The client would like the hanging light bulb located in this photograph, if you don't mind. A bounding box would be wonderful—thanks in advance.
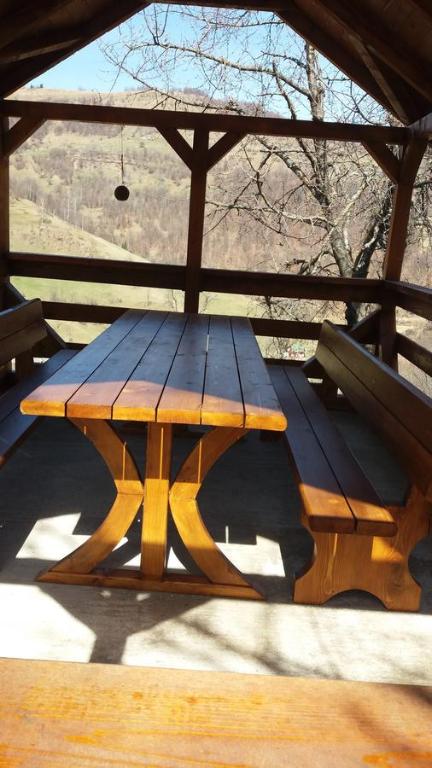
[114,125,130,201]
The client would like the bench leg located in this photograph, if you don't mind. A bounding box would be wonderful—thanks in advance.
[294,487,431,611]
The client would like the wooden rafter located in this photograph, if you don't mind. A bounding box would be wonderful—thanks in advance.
[353,43,413,124]
[0,0,72,52]
[317,0,432,104]
[0,30,81,64]
[0,0,151,97]
[276,4,395,118]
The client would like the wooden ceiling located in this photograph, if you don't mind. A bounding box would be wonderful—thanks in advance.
[0,0,431,125]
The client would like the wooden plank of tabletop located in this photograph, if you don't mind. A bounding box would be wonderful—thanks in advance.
[232,317,287,431]
[157,313,209,424]
[113,312,188,421]
[67,311,167,419]
[21,310,143,417]
[201,315,245,427]
[1,658,431,768]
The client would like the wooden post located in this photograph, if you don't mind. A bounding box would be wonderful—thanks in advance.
[380,138,426,368]
[0,115,9,310]
[383,138,427,282]
[378,305,398,369]
[184,129,209,314]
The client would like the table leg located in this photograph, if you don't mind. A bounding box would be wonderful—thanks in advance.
[141,422,172,579]
[38,421,262,600]
[38,419,144,583]
[169,426,262,598]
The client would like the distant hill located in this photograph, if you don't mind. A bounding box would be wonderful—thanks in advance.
[10,197,147,262]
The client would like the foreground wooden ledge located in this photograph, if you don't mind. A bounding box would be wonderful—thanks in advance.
[0,658,431,767]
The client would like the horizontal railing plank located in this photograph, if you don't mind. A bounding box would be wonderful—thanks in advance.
[9,253,385,303]
[396,332,432,377]
[8,253,185,289]
[42,302,124,324]
[385,280,432,321]
[250,317,377,342]
[0,99,408,144]
[201,268,384,303]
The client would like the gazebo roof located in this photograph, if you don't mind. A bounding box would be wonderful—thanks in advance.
[0,0,431,125]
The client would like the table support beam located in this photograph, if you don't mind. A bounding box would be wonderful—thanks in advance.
[141,422,172,579]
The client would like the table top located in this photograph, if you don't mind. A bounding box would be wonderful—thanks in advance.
[21,309,287,430]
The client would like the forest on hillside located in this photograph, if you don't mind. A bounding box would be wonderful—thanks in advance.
[11,87,431,285]
[8,86,432,368]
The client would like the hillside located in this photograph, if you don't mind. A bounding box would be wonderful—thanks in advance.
[10,197,146,262]
[9,196,253,344]
[6,87,431,366]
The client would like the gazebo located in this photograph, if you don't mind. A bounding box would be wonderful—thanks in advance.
[0,2,431,765]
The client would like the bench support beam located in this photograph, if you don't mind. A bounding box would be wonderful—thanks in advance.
[294,486,430,611]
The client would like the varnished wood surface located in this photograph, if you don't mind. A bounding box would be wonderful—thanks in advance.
[0,658,431,768]
[22,309,287,431]
[317,321,432,499]
[0,98,408,143]
[270,366,396,537]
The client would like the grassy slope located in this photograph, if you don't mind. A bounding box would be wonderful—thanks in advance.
[10,197,253,344]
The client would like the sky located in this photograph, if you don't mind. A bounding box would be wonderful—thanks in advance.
[27,29,130,92]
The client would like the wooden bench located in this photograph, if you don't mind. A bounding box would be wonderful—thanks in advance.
[270,320,432,611]
[0,299,76,466]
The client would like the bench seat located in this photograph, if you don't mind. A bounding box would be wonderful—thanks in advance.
[0,349,76,465]
[270,365,396,537]
[0,299,78,466]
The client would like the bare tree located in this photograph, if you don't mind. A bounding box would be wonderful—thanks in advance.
[103,7,430,344]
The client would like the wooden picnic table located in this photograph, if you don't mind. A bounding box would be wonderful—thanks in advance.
[21,309,287,599]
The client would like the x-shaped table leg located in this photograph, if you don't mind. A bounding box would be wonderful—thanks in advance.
[38,419,262,600]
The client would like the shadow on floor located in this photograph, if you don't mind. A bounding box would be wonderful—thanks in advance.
[0,416,431,670]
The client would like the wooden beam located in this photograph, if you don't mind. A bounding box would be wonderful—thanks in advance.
[410,111,432,139]
[0,1,152,97]
[7,252,385,304]
[0,99,408,144]
[0,117,9,309]
[7,252,186,290]
[378,306,398,369]
[0,29,81,64]
[2,117,45,157]
[396,333,432,378]
[207,132,246,170]
[385,281,432,322]
[184,129,209,313]
[383,138,427,281]
[158,127,193,170]
[275,4,395,117]
[352,41,414,124]
[362,141,401,183]
[201,269,384,303]
[42,302,124,324]
[0,0,72,52]
[318,0,432,104]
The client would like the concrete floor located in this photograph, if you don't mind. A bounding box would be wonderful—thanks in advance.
[0,413,431,685]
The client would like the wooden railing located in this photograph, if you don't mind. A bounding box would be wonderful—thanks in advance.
[0,99,430,377]
[5,249,431,393]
